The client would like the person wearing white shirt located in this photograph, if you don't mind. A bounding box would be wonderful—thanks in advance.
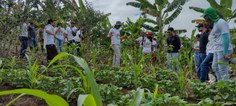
[135,31,145,47]
[193,34,200,73]
[19,21,28,58]
[55,23,66,52]
[45,19,58,61]
[202,7,233,81]
[152,37,157,63]
[108,21,122,67]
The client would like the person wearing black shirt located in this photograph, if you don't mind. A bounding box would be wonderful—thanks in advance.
[166,27,181,72]
[196,23,209,78]
[28,22,38,51]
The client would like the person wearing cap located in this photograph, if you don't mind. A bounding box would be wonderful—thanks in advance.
[166,27,181,72]
[196,23,210,79]
[45,19,58,61]
[142,32,152,54]
[201,7,233,81]
[107,21,122,67]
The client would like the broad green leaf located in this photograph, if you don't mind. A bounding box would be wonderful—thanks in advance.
[153,85,158,99]
[0,89,68,106]
[77,94,96,106]
[129,88,144,106]
[220,0,232,9]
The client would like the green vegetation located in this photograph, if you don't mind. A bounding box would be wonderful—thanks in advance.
[0,0,236,106]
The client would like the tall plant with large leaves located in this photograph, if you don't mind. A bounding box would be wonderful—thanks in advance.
[127,0,189,49]
[189,0,236,22]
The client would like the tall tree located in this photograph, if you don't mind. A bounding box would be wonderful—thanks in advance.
[127,0,189,49]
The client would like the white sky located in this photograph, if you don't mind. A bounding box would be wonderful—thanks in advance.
[85,0,236,37]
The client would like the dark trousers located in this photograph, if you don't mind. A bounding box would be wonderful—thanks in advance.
[199,53,213,82]
[197,53,206,78]
[46,44,58,61]
[19,36,28,58]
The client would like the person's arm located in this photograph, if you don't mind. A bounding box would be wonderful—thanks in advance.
[176,36,181,50]
[222,33,230,55]
[46,29,55,37]
[55,27,61,35]
[107,29,112,37]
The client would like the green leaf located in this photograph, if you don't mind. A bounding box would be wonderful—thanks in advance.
[78,0,86,14]
[189,6,204,13]
[6,94,25,106]
[165,0,189,13]
[77,94,97,106]
[143,18,158,25]
[0,89,68,106]
[126,2,143,9]
[47,52,68,68]
[220,0,232,9]
[72,55,102,106]
[164,6,183,24]
[129,88,144,106]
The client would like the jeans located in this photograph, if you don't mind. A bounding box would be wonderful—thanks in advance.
[167,53,179,72]
[112,44,121,67]
[29,37,38,50]
[56,38,63,52]
[19,36,28,58]
[197,53,206,78]
[212,51,231,81]
[199,53,213,82]
[194,52,199,73]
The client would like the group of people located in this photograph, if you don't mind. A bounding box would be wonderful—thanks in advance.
[107,7,234,83]
[193,7,233,82]
[19,19,84,61]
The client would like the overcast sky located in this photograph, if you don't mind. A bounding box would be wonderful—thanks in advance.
[85,0,236,37]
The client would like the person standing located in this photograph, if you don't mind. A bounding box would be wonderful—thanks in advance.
[136,31,145,48]
[142,32,152,54]
[74,27,84,55]
[66,22,74,44]
[38,24,45,52]
[193,34,200,72]
[202,7,233,81]
[151,36,157,63]
[55,23,66,52]
[166,27,181,72]
[107,21,122,67]
[45,19,58,61]
[196,23,209,78]
[19,21,28,58]
[199,22,214,82]
[28,22,38,51]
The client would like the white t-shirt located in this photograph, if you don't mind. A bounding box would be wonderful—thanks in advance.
[193,41,199,49]
[45,24,55,45]
[109,28,120,45]
[206,34,215,55]
[55,27,65,40]
[66,26,73,41]
[142,39,152,54]
[211,19,233,52]
[136,36,146,47]
[20,23,28,37]
[152,40,157,52]
[74,30,83,42]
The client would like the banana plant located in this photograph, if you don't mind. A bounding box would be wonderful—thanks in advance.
[189,0,236,22]
[127,0,189,50]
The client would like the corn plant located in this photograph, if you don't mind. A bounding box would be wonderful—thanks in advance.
[46,52,102,106]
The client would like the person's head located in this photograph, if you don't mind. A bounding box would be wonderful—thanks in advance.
[71,21,76,27]
[140,31,145,36]
[57,23,62,27]
[146,31,151,37]
[48,19,54,26]
[114,21,122,29]
[167,27,175,36]
[201,7,219,22]
[196,23,204,32]
[203,22,212,32]
[196,34,200,41]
